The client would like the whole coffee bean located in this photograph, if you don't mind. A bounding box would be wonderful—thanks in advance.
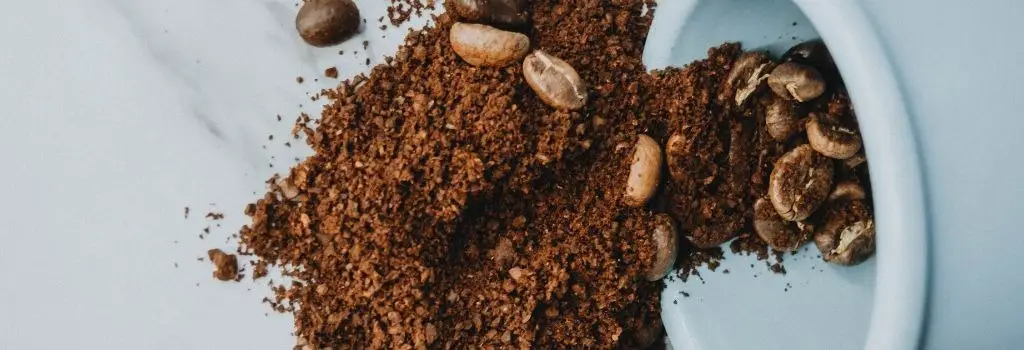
[765,97,801,141]
[827,180,867,203]
[448,0,529,28]
[814,197,875,266]
[720,51,775,107]
[768,62,826,102]
[624,135,662,207]
[753,198,808,252]
[449,23,529,67]
[769,144,834,221]
[665,133,688,181]
[782,39,840,86]
[807,112,862,159]
[644,214,678,281]
[296,0,361,47]
[523,50,587,111]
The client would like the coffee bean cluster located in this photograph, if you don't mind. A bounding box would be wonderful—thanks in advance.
[448,0,588,111]
[744,40,875,266]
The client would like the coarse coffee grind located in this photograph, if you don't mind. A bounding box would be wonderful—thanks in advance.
[232,0,875,348]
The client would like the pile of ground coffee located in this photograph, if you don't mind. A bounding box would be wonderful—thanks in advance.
[234,0,868,348]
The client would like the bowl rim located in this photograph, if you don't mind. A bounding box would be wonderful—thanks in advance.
[794,1,929,348]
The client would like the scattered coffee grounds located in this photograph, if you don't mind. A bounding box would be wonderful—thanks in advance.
[206,212,224,220]
[231,0,875,348]
[387,0,435,26]
[184,206,190,219]
[325,67,339,79]
[208,249,238,282]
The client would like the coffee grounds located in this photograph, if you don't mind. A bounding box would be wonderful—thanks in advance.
[236,1,818,348]
[386,0,435,26]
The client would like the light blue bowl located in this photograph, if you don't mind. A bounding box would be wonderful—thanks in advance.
[645,1,927,348]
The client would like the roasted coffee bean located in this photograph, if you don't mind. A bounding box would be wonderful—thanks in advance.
[665,133,687,181]
[807,112,862,159]
[765,96,801,141]
[768,62,826,102]
[523,50,587,110]
[450,22,529,67]
[753,198,808,252]
[782,39,840,86]
[769,144,834,221]
[827,180,867,203]
[448,0,529,28]
[296,0,361,47]
[624,135,662,207]
[644,214,678,281]
[720,51,774,107]
[815,196,875,266]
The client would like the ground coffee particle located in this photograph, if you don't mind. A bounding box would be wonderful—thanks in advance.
[232,1,843,348]
[325,67,339,79]
[208,249,239,282]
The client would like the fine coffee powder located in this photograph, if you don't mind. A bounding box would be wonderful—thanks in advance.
[234,0,870,348]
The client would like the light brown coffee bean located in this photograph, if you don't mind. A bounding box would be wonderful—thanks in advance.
[644,214,678,281]
[450,23,529,67]
[448,0,529,28]
[827,180,867,203]
[769,144,834,221]
[765,97,801,141]
[720,51,774,107]
[665,133,688,181]
[814,198,875,266]
[624,135,662,207]
[296,0,361,47]
[807,112,863,159]
[753,198,808,252]
[768,62,826,102]
[523,50,587,111]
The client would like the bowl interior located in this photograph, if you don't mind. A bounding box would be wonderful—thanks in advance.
[644,0,885,348]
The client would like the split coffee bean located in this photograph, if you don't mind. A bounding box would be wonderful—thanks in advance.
[624,135,662,207]
[644,213,678,281]
[450,22,529,67]
[523,50,588,111]
[296,0,361,47]
[782,39,840,86]
[720,51,774,107]
[807,112,863,159]
[765,96,801,141]
[768,62,826,102]
[753,198,808,252]
[769,144,834,221]
[815,183,875,266]
[448,0,529,28]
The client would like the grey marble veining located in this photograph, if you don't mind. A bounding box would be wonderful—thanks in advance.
[0,0,433,348]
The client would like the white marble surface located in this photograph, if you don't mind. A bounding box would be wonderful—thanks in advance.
[0,0,429,348]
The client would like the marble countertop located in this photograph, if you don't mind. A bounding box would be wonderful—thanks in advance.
[0,0,430,348]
